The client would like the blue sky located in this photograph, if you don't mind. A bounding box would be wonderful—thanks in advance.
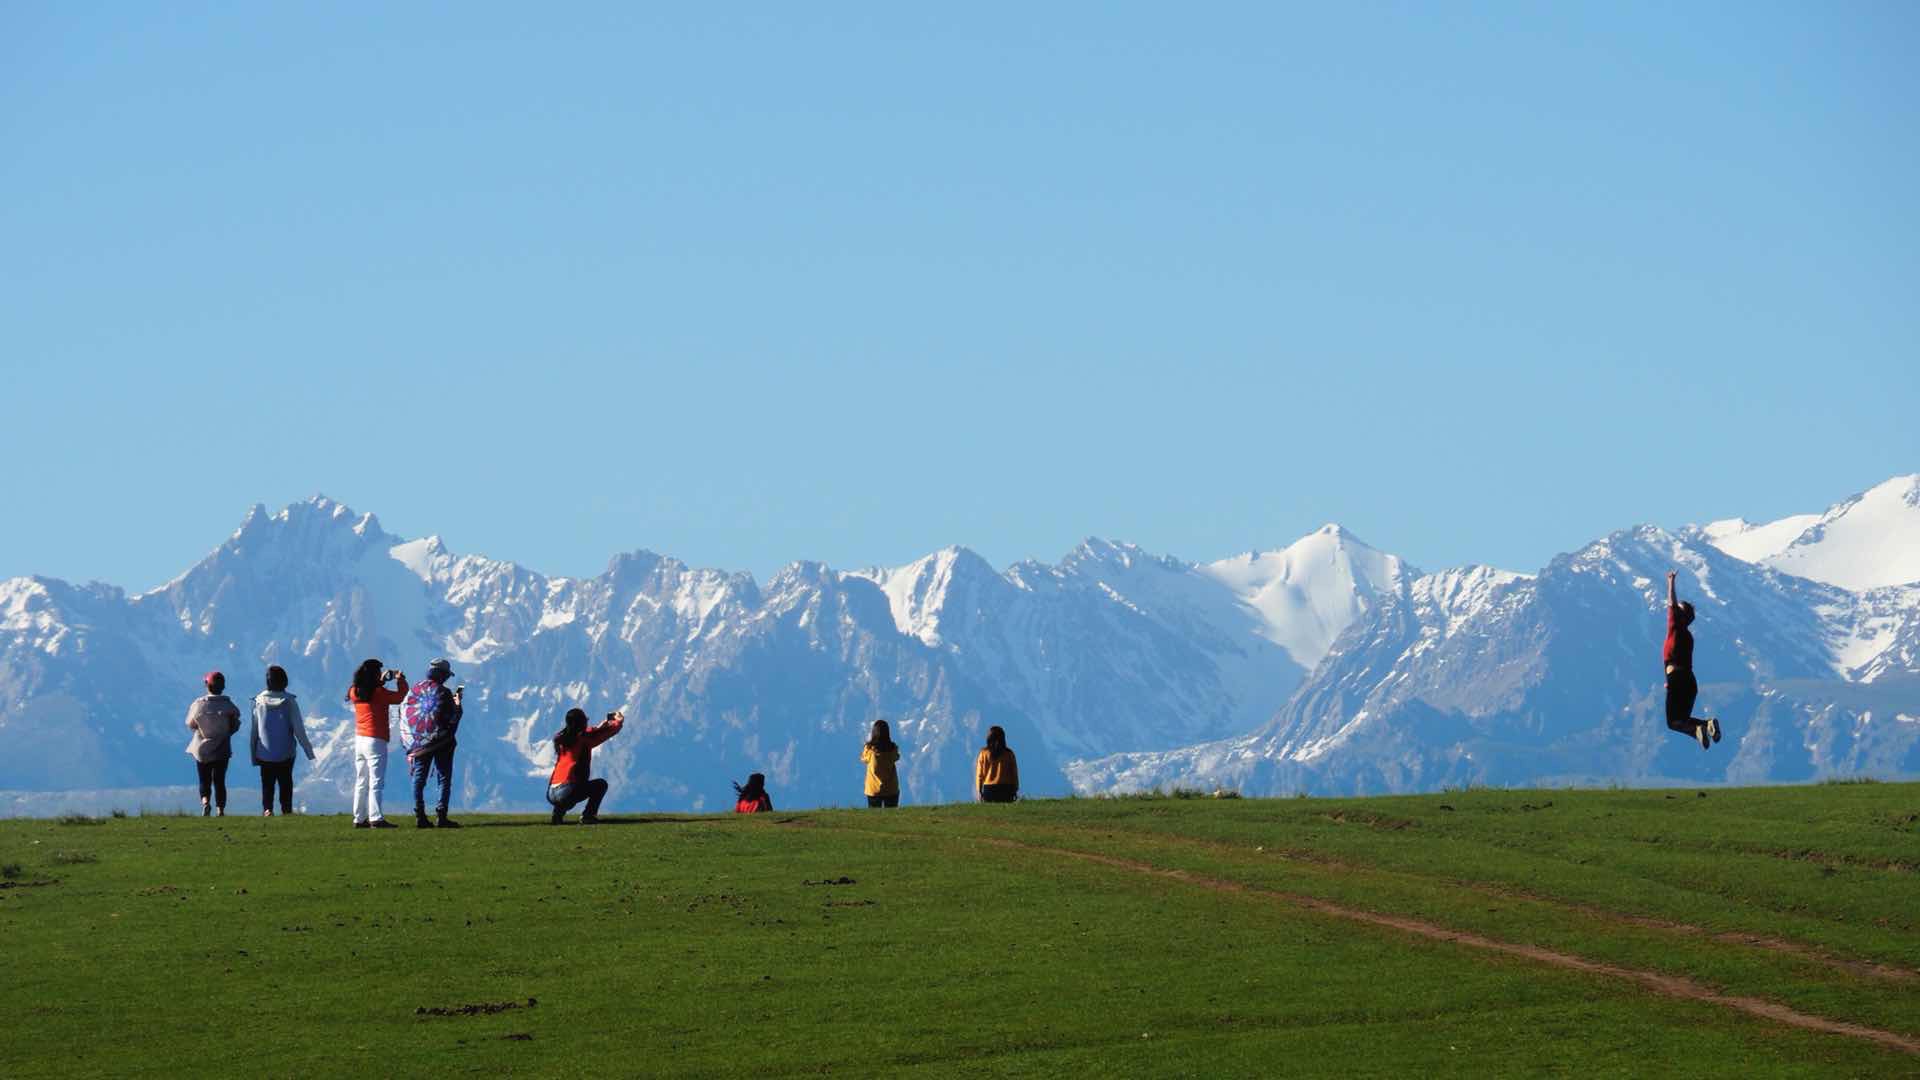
[3,3,1915,589]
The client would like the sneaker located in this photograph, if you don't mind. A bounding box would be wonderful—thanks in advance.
[1696,722,1711,750]
[1707,717,1722,744]
[215,808,225,817]
[262,810,273,818]
[436,815,460,829]
[370,819,398,830]
[550,809,567,826]
[415,813,435,829]
[202,802,211,818]
[353,821,371,829]
[579,815,600,826]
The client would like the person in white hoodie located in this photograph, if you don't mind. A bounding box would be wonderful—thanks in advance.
[251,665,315,817]
[185,671,242,817]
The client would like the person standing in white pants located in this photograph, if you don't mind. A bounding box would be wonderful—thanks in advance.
[346,659,408,829]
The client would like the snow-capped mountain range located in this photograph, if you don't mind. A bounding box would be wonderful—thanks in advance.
[2,476,1916,814]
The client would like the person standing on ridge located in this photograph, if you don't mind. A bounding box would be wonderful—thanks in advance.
[346,659,407,829]
[861,720,902,808]
[185,671,242,817]
[547,708,624,825]
[251,665,315,814]
[405,658,463,828]
[975,725,1020,803]
[1664,570,1721,751]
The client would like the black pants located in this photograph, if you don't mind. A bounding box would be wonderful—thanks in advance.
[195,759,230,808]
[548,778,608,822]
[866,793,899,808]
[980,784,1018,803]
[259,760,295,813]
[1665,670,1702,735]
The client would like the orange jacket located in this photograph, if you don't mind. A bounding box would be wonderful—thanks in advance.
[348,681,408,741]
[976,748,1019,791]
[549,714,624,787]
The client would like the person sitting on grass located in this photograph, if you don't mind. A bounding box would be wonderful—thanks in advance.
[547,708,624,825]
[185,671,242,818]
[733,773,773,813]
[861,719,902,808]
[975,725,1019,803]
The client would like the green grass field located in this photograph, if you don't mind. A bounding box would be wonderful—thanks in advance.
[4,783,1917,1078]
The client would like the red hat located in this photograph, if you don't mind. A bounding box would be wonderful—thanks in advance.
[204,670,224,688]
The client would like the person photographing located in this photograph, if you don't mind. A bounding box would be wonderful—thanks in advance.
[547,708,624,824]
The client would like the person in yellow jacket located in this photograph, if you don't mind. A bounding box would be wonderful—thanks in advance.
[860,720,902,808]
[975,725,1019,803]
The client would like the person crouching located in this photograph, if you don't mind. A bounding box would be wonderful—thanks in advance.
[547,708,624,825]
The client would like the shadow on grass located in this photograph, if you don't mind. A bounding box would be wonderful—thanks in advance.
[462,815,730,829]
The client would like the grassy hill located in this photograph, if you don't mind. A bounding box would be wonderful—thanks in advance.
[3,783,1917,1077]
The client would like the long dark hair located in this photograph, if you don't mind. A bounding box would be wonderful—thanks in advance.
[733,773,766,799]
[349,658,383,702]
[265,665,289,693]
[866,719,897,753]
[553,708,589,753]
[984,725,1008,758]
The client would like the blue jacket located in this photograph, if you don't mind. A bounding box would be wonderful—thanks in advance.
[251,691,315,765]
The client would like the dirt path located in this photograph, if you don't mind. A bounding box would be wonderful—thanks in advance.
[990,819,1919,985]
[972,834,1920,1057]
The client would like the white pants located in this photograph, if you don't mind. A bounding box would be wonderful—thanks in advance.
[353,735,390,823]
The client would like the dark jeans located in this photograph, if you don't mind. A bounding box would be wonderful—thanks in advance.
[548,778,608,822]
[866,793,899,808]
[259,760,295,813]
[980,784,1018,803]
[1665,670,1702,734]
[411,746,455,815]
[195,759,230,808]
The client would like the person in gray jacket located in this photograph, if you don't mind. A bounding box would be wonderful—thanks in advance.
[185,671,243,817]
[251,665,315,817]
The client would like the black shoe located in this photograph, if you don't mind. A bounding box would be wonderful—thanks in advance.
[436,815,460,829]
[370,819,399,830]
[1706,717,1721,744]
[353,821,371,829]
[415,813,435,829]
[1696,722,1711,750]
[202,802,211,817]
[550,809,567,825]
[579,815,600,826]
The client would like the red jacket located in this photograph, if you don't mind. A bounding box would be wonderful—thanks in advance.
[348,681,408,741]
[1663,605,1693,672]
[735,793,772,814]
[548,715,624,787]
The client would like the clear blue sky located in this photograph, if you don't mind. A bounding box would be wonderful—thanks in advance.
[4,3,1915,590]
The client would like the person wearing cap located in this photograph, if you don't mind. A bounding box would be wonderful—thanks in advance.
[406,658,464,828]
[185,671,242,817]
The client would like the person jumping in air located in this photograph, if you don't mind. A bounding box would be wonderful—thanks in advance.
[547,708,624,825]
[1664,570,1720,750]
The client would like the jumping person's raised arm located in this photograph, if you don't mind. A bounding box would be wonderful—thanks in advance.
[1667,570,1678,609]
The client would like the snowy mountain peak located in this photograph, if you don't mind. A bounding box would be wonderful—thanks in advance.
[1199,524,1415,670]
[1699,473,1920,590]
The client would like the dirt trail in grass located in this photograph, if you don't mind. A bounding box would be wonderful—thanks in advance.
[972,834,1920,1057]
[987,819,1919,985]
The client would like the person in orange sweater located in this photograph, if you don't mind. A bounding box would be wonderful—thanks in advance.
[975,725,1019,803]
[547,708,624,825]
[346,659,408,828]
[733,773,773,813]
[860,719,902,808]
